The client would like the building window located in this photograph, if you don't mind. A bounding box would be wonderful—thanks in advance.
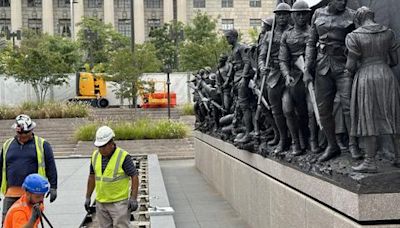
[148,19,160,31]
[58,19,71,37]
[57,0,70,8]
[87,0,102,8]
[0,0,10,7]
[193,0,205,8]
[28,0,42,7]
[221,0,233,8]
[28,19,42,33]
[118,19,131,37]
[145,0,161,8]
[249,0,261,7]
[0,19,10,37]
[117,0,131,8]
[221,19,234,31]
[249,19,261,28]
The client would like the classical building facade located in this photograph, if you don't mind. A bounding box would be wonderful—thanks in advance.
[0,0,274,43]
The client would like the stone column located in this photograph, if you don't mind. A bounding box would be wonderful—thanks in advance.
[104,0,115,26]
[73,0,85,39]
[163,0,174,23]
[177,0,187,23]
[134,0,145,43]
[10,0,22,31]
[42,0,54,35]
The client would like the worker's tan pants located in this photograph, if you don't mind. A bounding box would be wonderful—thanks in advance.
[96,199,131,228]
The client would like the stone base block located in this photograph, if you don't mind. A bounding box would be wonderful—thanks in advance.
[194,132,400,227]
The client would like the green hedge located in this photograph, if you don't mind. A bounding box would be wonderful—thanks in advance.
[0,102,90,119]
[75,119,188,141]
[180,103,195,116]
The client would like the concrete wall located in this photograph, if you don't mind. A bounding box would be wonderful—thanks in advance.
[195,132,400,228]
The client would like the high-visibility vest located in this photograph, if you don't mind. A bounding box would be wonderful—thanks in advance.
[92,147,130,203]
[1,136,46,194]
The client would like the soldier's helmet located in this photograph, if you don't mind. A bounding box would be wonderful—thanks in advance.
[224,29,238,38]
[291,0,311,12]
[261,16,274,26]
[274,2,291,13]
[204,66,212,74]
[219,54,228,62]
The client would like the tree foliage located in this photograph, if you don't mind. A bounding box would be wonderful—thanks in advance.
[149,20,184,70]
[180,12,230,71]
[4,30,81,103]
[107,43,161,105]
[248,27,259,44]
[77,17,129,68]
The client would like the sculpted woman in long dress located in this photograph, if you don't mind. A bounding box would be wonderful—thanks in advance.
[345,6,400,173]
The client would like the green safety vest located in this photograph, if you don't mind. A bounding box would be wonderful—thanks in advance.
[92,147,130,203]
[1,136,46,194]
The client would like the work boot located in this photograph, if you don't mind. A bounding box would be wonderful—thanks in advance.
[352,136,377,173]
[236,133,251,144]
[266,112,279,146]
[233,133,245,143]
[336,134,348,150]
[352,158,377,173]
[310,140,320,154]
[268,130,279,146]
[349,144,363,160]
[291,140,304,156]
[274,138,290,153]
[318,145,341,162]
[308,115,320,153]
[273,114,289,153]
[392,135,400,168]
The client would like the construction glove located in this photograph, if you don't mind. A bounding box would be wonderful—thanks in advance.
[29,203,41,224]
[84,198,91,213]
[46,188,57,203]
[128,198,138,212]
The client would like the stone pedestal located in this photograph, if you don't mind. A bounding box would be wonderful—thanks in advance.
[194,132,400,227]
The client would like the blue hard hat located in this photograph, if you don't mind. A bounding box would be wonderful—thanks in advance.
[22,174,50,194]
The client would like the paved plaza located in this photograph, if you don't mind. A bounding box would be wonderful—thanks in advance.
[0,158,247,228]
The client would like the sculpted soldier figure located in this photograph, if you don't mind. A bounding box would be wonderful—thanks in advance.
[279,0,317,155]
[258,17,274,53]
[304,0,361,162]
[345,7,400,173]
[225,29,254,143]
[191,70,208,129]
[259,3,291,153]
[216,54,234,111]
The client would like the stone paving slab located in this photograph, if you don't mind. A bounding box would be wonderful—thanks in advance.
[160,159,249,228]
[0,158,245,228]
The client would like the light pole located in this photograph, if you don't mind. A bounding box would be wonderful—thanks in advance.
[164,64,172,119]
[6,30,21,49]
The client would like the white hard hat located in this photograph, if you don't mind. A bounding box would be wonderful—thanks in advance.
[94,126,115,147]
[12,114,36,132]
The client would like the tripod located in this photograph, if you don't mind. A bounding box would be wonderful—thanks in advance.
[39,211,54,228]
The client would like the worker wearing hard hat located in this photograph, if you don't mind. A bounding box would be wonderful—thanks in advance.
[84,126,139,228]
[0,114,58,223]
[3,174,49,228]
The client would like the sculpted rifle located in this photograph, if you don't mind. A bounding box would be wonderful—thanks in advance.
[254,17,275,121]
[294,56,322,130]
[188,82,210,112]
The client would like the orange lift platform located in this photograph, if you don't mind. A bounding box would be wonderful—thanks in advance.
[139,80,176,108]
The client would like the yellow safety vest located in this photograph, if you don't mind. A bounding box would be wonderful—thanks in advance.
[1,136,46,194]
[92,147,130,203]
